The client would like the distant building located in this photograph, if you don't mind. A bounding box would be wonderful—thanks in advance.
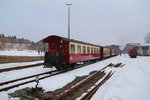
[29,40,48,52]
[0,34,4,38]
[29,40,44,50]
[106,45,120,51]
[0,37,31,50]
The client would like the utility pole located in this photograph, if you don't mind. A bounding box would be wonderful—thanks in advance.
[66,3,72,39]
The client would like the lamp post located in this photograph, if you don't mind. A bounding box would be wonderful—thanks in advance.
[66,3,72,39]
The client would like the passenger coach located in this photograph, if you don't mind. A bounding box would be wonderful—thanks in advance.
[43,35,103,70]
[138,45,150,56]
[43,35,118,70]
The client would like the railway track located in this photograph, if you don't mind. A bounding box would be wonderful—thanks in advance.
[0,59,97,73]
[0,59,123,93]
[0,63,43,73]
[80,71,114,100]
[53,63,123,100]
[0,61,101,92]
[0,70,57,86]
[0,70,61,92]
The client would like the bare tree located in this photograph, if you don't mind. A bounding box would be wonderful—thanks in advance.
[144,33,150,44]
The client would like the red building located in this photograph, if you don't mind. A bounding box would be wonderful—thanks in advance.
[0,36,31,50]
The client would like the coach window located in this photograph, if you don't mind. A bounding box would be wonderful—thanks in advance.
[96,48,98,53]
[70,44,75,54]
[77,45,81,53]
[91,47,93,53]
[87,47,90,53]
[83,46,86,53]
[94,48,96,53]
[142,46,148,50]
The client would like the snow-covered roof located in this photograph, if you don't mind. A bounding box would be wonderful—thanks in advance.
[138,44,150,47]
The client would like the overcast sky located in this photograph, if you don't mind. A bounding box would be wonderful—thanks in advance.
[0,0,150,46]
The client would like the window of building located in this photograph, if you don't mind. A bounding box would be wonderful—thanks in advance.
[87,47,90,53]
[83,46,86,53]
[70,44,75,53]
[77,45,81,53]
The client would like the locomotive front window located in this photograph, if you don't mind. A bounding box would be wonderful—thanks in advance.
[70,44,75,54]
[77,45,81,54]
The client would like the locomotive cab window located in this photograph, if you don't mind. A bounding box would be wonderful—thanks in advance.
[70,44,75,54]
[77,45,81,54]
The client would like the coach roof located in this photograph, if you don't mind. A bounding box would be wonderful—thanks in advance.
[43,35,101,47]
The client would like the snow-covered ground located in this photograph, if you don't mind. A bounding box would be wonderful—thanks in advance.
[91,55,150,100]
[0,50,44,56]
[0,54,150,100]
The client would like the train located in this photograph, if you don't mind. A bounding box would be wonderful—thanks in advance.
[138,45,150,56]
[43,35,119,70]
[128,44,150,58]
[128,47,138,58]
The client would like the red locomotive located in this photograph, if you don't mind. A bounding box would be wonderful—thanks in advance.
[43,35,118,70]
[128,47,138,58]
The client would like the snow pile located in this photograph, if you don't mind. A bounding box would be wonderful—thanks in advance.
[0,50,44,56]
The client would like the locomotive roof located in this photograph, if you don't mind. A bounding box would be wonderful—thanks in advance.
[43,35,102,47]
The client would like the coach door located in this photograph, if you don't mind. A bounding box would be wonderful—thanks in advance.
[100,47,103,58]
